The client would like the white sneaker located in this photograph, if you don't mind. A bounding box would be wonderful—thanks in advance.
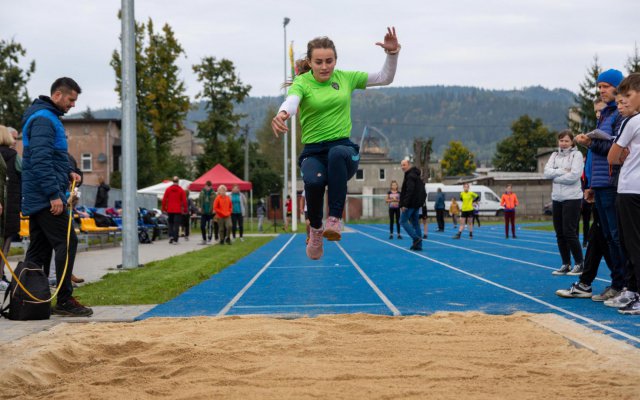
[604,290,638,308]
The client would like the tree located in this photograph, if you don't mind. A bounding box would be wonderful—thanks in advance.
[111,17,191,187]
[570,55,602,134]
[413,138,433,182]
[441,140,476,176]
[192,57,251,176]
[81,106,95,119]
[0,39,36,129]
[492,115,556,172]
[626,42,640,74]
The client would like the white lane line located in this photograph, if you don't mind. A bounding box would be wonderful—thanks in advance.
[351,227,639,344]
[474,233,558,246]
[234,303,384,309]
[365,225,610,284]
[464,238,558,255]
[335,242,401,316]
[270,264,349,269]
[217,234,297,316]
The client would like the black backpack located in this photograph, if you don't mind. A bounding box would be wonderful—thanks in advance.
[138,227,152,244]
[1,261,51,320]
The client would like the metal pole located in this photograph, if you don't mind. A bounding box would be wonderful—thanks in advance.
[120,0,139,268]
[283,17,290,228]
[291,114,297,231]
[243,125,249,182]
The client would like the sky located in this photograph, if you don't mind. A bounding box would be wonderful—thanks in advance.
[2,0,638,111]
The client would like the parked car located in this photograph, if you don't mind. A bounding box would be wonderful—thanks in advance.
[425,183,504,216]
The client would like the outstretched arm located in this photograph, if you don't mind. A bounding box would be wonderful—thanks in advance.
[367,27,400,87]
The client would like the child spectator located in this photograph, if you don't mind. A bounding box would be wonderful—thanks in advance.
[213,185,232,245]
[500,184,519,239]
[449,198,460,228]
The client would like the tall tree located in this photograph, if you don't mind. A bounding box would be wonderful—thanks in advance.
[0,39,36,129]
[626,42,640,74]
[192,57,251,175]
[492,115,556,172]
[441,140,476,176]
[570,55,602,134]
[111,16,191,187]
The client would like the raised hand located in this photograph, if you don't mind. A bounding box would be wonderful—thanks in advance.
[375,27,399,53]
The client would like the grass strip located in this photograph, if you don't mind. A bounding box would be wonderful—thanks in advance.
[74,236,273,306]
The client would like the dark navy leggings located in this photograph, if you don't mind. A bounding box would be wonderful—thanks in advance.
[299,139,360,229]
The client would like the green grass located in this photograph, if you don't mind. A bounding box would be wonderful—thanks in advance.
[74,236,274,306]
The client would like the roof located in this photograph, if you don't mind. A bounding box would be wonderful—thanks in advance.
[189,164,253,192]
[457,171,546,184]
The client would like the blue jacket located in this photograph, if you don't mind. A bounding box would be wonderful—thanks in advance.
[21,96,71,216]
[585,101,622,188]
[434,191,445,210]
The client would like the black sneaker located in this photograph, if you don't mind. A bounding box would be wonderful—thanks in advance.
[225,238,232,245]
[389,234,393,239]
[556,282,592,298]
[552,264,571,275]
[397,234,403,239]
[422,234,427,239]
[453,232,461,239]
[469,232,473,239]
[618,295,640,315]
[512,235,517,239]
[567,263,584,276]
[53,297,93,317]
[410,238,422,250]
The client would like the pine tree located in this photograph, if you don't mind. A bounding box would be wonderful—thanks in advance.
[492,115,556,172]
[192,57,251,176]
[570,55,601,134]
[0,39,36,129]
[111,17,191,187]
[441,141,476,176]
[626,42,640,74]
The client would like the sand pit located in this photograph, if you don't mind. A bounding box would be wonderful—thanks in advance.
[1,313,638,399]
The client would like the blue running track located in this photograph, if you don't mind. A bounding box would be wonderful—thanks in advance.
[138,224,640,347]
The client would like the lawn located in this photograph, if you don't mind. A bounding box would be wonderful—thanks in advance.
[74,236,273,306]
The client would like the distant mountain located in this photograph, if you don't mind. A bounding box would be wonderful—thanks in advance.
[69,85,575,164]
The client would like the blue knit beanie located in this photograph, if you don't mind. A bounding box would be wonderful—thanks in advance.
[597,69,624,88]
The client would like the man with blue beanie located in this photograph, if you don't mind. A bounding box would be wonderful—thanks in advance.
[575,68,626,301]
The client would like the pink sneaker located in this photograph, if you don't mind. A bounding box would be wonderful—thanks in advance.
[306,227,324,260]
[322,216,342,241]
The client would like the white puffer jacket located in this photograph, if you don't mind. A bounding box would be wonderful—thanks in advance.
[544,147,584,202]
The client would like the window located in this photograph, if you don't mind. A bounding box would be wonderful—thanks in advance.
[81,153,92,172]
[485,192,498,202]
[355,169,364,181]
[379,168,386,181]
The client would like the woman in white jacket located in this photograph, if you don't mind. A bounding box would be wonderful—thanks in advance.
[545,130,585,276]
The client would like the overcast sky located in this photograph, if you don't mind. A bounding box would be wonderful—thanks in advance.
[2,0,638,111]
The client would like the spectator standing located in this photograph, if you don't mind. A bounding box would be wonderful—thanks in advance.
[399,159,426,251]
[500,184,519,239]
[386,180,401,239]
[161,176,187,244]
[453,183,478,239]
[256,199,266,233]
[545,131,584,276]
[94,175,110,208]
[434,188,446,232]
[20,77,91,316]
[471,199,481,227]
[181,190,194,241]
[0,126,21,291]
[449,198,460,228]
[214,185,232,244]
[230,185,247,241]
[198,181,215,244]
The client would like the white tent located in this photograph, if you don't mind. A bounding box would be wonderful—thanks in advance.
[137,179,198,200]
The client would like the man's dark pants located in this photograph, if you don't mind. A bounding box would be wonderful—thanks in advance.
[435,208,445,231]
[25,207,78,304]
[167,213,181,242]
[201,214,213,241]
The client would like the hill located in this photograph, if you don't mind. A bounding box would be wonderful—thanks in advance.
[71,85,575,164]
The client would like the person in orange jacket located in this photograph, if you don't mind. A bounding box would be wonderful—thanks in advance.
[213,184,233,245]
[162,176,187,244]
[500,184,519,239]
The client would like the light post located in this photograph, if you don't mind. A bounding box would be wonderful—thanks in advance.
[283,17,290,229]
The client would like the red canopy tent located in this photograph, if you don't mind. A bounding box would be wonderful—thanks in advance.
[188,164,253,192]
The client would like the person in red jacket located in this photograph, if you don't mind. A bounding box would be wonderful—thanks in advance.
[213,184,233,244]
[500,184,519,239]
[162,176,187,244]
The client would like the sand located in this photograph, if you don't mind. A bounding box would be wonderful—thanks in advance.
[1,313,638,400]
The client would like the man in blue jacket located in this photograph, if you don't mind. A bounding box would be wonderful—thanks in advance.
[21,77,92,317]
[575,69,626,301]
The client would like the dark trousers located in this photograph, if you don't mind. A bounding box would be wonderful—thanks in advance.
[200,214,213,241]
[581,201,592,245]
[400,208,422,242]
[167,213,181,242]
[616,194,640,292]
[231,213,244,238]
[552,199,583,265]
[472,213,481,227]
[300,139,359,229]
[181,214,190,238]
[389,208,400,234]
[25,208,78,304]
[594,187,626,290]
[504,210,516,237]
[435,208,445,230]
[579,209,614,287]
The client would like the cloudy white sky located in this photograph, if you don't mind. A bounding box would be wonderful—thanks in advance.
[2,0,637,111]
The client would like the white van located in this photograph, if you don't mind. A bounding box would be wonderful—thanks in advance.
[425,183,504,216]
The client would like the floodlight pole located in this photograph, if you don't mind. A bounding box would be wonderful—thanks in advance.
[283,17,290,229]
